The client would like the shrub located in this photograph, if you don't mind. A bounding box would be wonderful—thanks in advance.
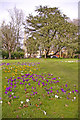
[2,50,9,59]
[2,51,25,59]
[11,52,25,59]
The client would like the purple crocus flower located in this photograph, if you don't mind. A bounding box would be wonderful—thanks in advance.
[52,78,56,80]
[11,80,13,82]
[32,78,35,81]
[10,89,12,92]
[14,96,16,98]
[25,77,27,78]
[36,92,37,94]
[47,91,49,94]
[42,82,45,86]
[14,79,16,81]
[10,82,13,86]
[50,90,53,93]
[26,79,29,81]
[14,82,16,84]
[75,90,78,93]
[67,97,69,99]
[6,87,10,91]
[14,85,16,88]
[32,87,33,89]
[61,88,64,91]
[28,83,30,85]
[25,74,30,76]
[21,75,24,77]
[39,80,41,82]
[35,87,36,89]
[23,80,25,82]
[5,91,8,94]
[46,83,47,86]
[29,75,33,78]
[38,82,40,85]
[51,87,52,89]
[65,84,67,87]
[72,91,74,93]
[9,95,11,97]
[33,92,35,95]
[6,63,9,65]
[57,90,59,93]
[25,89,27,91]
[57,80,59,83]
[20,82,22,85]
[47,80,48,82]
[17,77,21,79]
[46,89,48,91]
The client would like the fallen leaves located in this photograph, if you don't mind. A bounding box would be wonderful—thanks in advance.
[65,104,68,107]
[49,98,54,100]
[23,104,28,108]
[8,101,11,106]
[18,107,22,109]
[35,104,38,107]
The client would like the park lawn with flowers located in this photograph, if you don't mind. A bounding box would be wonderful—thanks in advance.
[1,58,79,118]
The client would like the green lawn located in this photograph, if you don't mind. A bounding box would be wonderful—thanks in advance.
[1,58,79,118]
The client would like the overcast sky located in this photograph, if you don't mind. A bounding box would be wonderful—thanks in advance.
[0,0,79,25]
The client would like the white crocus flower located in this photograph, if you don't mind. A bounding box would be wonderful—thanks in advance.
[43,111,46,115]
[21,101,23,104]
[12,93,14,95]
[26,99,29,102]
[55,95,59,98]
[70,91,71,94]
[0,101,2,104]
[74,97,76,100]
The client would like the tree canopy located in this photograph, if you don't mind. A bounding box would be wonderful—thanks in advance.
[24,5,78,58]
[0,7,24,59]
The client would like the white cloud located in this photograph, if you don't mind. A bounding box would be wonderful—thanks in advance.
[0,0,79,25]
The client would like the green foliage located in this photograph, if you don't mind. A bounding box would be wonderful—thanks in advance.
[2,59,78,118]
[2,50,25,59]
[11,52,25,59]
[16,47,24,52]
[2,50,9,59]
[24,5,78,58]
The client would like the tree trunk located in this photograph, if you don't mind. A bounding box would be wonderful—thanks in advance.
[59,50,61,58]
[53,46,64,56]
[40,50,41,56]
[9,51,11,59]
[66,50,68,58]
[45,50,46,58]
[30,53,31,58]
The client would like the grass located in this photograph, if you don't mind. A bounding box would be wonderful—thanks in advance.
[1,58,79,118]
